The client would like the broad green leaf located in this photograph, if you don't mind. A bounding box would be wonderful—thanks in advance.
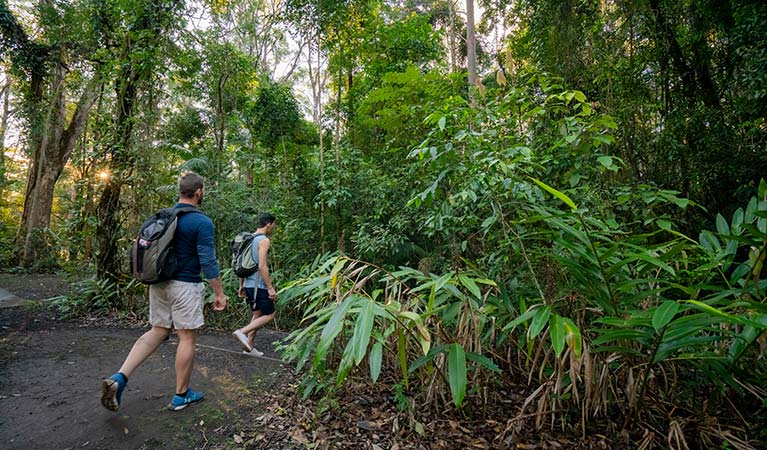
[502,306,539,332]
[528,306,551,340]
[562,317,582,357]
[314,296,355,365]
[458,274,482,300]
[336,339,356,385]
[369,341,383,383]
[399,311,423,324]
[409,344,450,373]
[597,155,613,169]
[550,314,566,357]
[448,344,467,408]
[684,300,741,323]
[474,278,497,286]
[529,177,577,210]
[652,301,680,332]
[481,214,497,229]
[685,300,765,328]
[415,322,432,355]
[657,219,672,231]
[699,231,721,253]
[732,208,744,232]
[352,300,375,365]
[715,214,730,235]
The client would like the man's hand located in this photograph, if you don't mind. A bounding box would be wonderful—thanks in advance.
[208,277,227,311]
[213,293,227,311]
[268,287,277,301]
[237,286,246,299]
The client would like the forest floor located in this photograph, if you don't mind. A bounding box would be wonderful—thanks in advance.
[0,273,615,450]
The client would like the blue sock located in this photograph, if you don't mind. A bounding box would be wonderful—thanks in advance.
[113,372,128,385]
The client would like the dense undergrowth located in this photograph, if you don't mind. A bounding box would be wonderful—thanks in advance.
[277,79,767,449]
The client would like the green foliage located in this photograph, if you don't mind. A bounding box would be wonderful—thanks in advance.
[280,66,767,445]
[49,277,135,318]
[280,255,503,408]
[4,0,767,445]
[245,79,301,149]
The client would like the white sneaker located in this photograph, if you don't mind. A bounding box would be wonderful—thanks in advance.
[243,348,264,357]
[232,330,252,352]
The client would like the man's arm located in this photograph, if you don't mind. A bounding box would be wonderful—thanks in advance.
[258,238,277,300]
[196,218,227,310]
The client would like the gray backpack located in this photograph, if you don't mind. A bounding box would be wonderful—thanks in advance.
[130,206,198,284]
[231,232,262,278]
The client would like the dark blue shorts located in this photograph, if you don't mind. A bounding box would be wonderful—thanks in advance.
[244,288,275,315]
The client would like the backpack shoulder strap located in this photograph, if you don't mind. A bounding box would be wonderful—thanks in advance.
[174,205,199,216]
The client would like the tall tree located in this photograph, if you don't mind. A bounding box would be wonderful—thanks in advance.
[1,1,101,266]
[95,0,184,281]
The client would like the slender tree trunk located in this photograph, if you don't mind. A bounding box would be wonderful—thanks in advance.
[96,55,141,281]
[334,44,344,252]
[215,72,230,180]
[447,0,458,73]
[0,80,10,195]
[466,0,478,98]
[310,38,327,253]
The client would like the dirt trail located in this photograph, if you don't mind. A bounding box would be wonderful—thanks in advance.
[0,304,290,450]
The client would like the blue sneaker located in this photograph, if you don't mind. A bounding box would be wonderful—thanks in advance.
[101,373,127,412]
[168,388,204,411]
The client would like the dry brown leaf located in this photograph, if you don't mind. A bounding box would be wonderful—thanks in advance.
[290,428,309,445]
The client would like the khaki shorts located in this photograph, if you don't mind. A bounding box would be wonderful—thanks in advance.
[149,280,205,330]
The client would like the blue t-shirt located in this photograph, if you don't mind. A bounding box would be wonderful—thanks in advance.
[243,234,267,289]
[173,203,220,282]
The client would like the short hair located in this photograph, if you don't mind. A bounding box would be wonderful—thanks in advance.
[178,172,204,198]
[258,212,276,228]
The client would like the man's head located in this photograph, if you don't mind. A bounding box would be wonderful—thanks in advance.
[178,171,205,206]
[258,212,277,234]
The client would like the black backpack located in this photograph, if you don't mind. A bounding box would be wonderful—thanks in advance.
[130,206,198,284]
[231,232,262,278]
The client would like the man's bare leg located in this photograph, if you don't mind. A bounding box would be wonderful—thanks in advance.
[175,329,197,395]
[119,326,172,377]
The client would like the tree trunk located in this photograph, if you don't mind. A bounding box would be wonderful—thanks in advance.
[466,0,478,98]
[309,37,327,253]
[0,80,9,194]
[447,0,458,73]
[96,55,141,282]
[16,58,100,266]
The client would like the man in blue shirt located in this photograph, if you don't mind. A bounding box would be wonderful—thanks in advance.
[101,172,228,412]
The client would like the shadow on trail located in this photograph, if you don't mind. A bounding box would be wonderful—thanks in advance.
[0,307,290,450]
